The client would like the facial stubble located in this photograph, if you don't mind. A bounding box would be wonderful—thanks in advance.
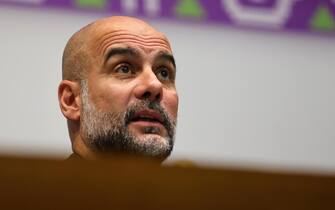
[79,80,176,159]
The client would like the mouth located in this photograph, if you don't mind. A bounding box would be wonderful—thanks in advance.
[129,110,164,126]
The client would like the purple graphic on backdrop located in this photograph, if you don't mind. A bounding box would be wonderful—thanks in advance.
[221,0,299,28]
[0,0,334,34]
[239,0,276,8]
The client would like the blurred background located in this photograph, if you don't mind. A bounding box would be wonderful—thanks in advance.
[0,0,334,173]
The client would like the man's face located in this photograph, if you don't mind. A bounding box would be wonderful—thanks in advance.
[80,22,178,159]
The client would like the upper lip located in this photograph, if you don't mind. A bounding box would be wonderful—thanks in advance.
[131,109,164,124]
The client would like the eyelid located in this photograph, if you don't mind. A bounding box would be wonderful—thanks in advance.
[114,62,135,74]
[156,63,174,71]
[114,62,130,69]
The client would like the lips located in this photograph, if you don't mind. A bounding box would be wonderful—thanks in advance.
[130,110,164,125]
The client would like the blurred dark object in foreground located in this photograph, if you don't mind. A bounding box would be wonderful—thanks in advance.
[0,155,334,210]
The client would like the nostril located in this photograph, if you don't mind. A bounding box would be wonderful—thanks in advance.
[155,93,161,100]
[142,91,151,99]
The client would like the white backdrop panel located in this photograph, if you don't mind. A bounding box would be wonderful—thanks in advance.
[0,5,334,172]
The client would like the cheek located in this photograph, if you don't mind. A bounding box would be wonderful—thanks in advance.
[162,89,179,119]
[90,81,134,112]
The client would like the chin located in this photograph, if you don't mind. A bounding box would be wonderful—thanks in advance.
[126,125,173,159]
[139,134,168,144]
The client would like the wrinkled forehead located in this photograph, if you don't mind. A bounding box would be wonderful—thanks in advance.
[87,22,173,57]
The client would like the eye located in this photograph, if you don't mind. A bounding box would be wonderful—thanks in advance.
[114,63,133,74]
[156,67,170,81]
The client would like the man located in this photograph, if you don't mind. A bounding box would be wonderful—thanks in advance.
[58,16,178,161]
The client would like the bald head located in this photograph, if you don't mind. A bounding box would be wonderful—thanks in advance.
[62,16,171,82]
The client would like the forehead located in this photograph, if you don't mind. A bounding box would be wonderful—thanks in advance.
[89,23,172,57]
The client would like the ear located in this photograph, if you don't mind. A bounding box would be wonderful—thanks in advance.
[58,80,81,121]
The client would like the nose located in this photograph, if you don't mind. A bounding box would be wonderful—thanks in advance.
[133,69,163,102]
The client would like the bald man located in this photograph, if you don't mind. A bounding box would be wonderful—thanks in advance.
[58,16,178,161]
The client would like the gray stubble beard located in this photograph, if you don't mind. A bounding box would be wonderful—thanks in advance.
[79,80,176,160]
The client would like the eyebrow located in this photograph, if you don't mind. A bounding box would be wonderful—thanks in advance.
[104,47,139,64]
[104,47,176,69]
[156,52,176,69]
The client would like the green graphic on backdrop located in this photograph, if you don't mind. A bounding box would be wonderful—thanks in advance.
[75,0,106,9]
[311,4,335,31]
[175,0,205,19]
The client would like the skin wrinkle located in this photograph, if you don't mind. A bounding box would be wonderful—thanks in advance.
[97,30,171,54]
[102,39,170,51]
[98,33,171,50]
[102,41,171,58]
[100,35,170,48]
[97,33,171,56]
[100,39,171,57]
[98,29,166,39]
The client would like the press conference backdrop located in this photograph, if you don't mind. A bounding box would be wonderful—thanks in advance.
[0,1,334,173]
